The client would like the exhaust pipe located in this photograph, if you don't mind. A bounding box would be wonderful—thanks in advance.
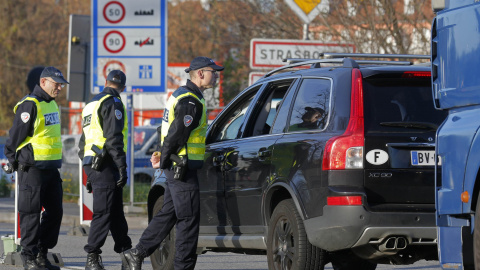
[378,237,408,252]
[379,237,396,252]
[395,237,407,250]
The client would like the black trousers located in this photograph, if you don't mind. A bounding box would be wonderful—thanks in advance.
[137,168,200,270]
[17,167,63,259]
[84,163,132,254]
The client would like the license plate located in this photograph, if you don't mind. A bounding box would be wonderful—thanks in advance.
[411,151,441,166]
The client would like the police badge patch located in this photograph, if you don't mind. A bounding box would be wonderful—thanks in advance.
[184,115,193,127]
[115,109,123,120]
[21,112,30,123]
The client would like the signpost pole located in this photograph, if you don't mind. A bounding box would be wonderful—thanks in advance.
[303,23,309,40]
[126,93,134,206]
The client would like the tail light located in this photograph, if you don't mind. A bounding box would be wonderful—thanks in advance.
[322,69,365,170]
[402,71,431,78]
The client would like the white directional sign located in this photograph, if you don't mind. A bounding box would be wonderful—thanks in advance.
[92,0,167,93]
[250,39,355,69]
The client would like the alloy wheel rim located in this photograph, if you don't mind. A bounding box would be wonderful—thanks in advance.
[272,216,295,270]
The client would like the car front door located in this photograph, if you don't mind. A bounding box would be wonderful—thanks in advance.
[223,79,298,229]
[198,86,260,229]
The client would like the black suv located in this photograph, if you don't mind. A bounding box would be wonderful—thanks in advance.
[146,53,447,270]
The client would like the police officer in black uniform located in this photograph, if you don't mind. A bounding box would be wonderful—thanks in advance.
[3,67,68,270]
[78,70,132,270]
[121,57,224,270]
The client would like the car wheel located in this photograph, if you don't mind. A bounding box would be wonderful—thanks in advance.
[331,250,377,270]
[150,195,176,270]
[267,199,327,270]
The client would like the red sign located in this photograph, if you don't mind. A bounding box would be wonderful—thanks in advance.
[103,30,126,53]
[103,1,126,24]
[103,60,126,79]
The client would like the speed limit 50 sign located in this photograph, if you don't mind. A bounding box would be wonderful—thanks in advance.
[92,0,167,93]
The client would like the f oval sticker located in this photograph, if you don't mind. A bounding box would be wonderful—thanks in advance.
[366,149,389,165]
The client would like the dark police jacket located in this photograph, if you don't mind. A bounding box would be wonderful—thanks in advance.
[4,85,62,169]
[78,87,127,169]
[160,80,204,170]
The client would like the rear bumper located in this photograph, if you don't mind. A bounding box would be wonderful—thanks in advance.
[304,205,436,252]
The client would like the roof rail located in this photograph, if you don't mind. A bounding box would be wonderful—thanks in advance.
[263,58,412,78]
[265,58,344,78]
[323,53,430,59]
[262,53,429,79]
[284,58,412,66]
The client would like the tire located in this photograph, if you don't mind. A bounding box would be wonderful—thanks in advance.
[267,199,327,270]
[330,250,377,270]
[150,195,176,270]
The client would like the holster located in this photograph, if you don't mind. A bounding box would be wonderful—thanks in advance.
[91,144,107,171]
[170,154,187,181]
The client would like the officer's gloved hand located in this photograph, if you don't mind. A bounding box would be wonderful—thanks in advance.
[2,162,18,174]
[86,179,93,193]
[117,166,128,188]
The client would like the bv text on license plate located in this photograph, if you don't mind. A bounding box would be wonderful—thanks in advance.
[411,150,441,166]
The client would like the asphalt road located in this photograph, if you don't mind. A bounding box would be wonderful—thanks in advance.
[0,197,443,270]
[0,222,443,270]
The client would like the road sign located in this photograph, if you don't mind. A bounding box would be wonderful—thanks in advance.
[98,28,161,56]
[102,30,126,54]
[92,0,167,94]
[249,72,266,85]
[284,0,330,24]
[250,38,355,69]
[103,1,125,24]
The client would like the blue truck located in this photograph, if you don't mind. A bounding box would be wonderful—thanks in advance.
[432,1,480,269]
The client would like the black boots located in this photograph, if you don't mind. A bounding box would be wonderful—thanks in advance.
[85,253,105,270]
[36,251,60,270]
[121,248,144,270]
[23,257,46,270]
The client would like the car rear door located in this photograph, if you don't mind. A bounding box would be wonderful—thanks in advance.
[270,77,334,217]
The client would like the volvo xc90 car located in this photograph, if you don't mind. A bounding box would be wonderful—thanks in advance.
[146,53,447,270]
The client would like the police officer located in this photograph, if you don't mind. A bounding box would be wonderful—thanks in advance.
[78,70,132,270]
[3,66,68,270]
[121,57,224,270]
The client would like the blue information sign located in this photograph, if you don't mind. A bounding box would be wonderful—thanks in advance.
[91,0,167,93]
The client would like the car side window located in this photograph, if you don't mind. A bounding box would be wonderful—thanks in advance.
[288,78,331,132]
[210,90,258,143]
[245,80,294,137]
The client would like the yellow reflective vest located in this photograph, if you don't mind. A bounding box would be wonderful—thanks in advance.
[14,96,62,163]
[82,93,127,160]
[162,87,207,168]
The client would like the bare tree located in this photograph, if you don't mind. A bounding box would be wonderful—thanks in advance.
[313,0,433,55]
[0,0,89,133]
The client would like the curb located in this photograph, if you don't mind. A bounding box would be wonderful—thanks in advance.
[0,213,149,229]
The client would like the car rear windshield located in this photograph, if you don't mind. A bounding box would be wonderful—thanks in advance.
[363,77,448,133]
